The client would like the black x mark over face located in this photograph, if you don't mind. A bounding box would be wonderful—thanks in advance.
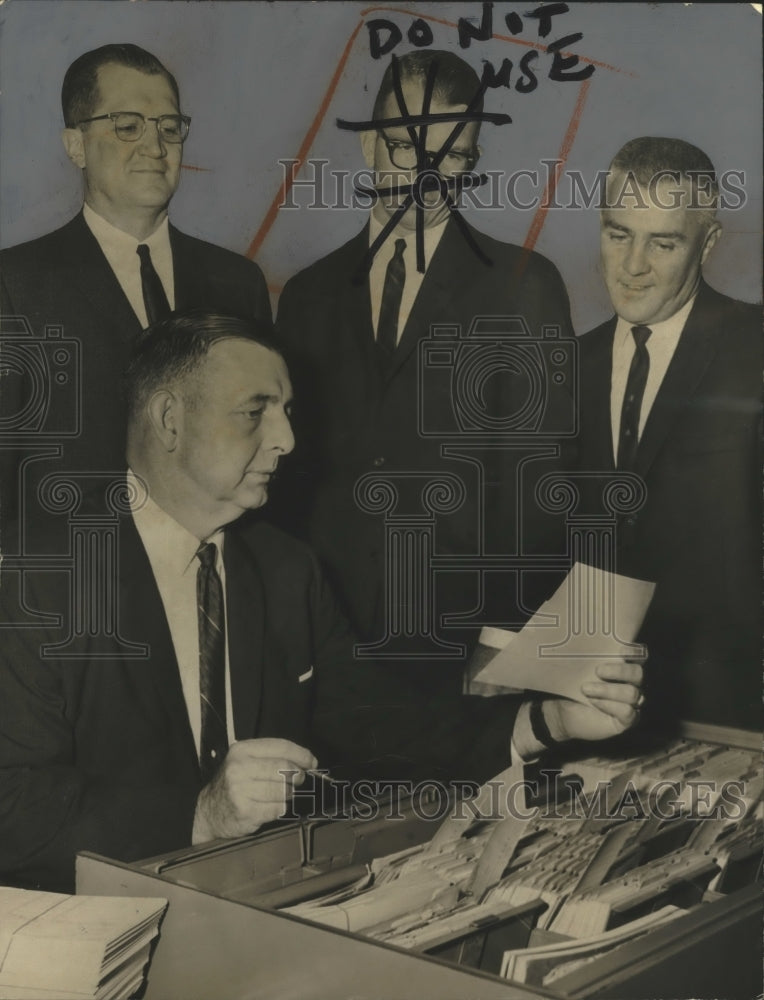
[338,55,512,278]
[363,82,481,233]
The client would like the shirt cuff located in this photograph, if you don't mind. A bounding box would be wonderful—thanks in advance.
[511,700,547,763]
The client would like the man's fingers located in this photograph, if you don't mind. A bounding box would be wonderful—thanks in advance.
[228,738,317,771]
[223,758,313,798]
[594,659,644,685]
[582,679,642,705]
[225,754,312,783]
[582,696,639,726]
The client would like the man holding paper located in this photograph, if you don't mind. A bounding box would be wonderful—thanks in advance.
[0,312,643,892]
[469,138,760,734]
[576,137,761,731]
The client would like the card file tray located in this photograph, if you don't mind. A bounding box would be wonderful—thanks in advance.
[76,723,762,1000]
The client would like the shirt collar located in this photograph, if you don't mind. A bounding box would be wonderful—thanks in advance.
[83,202,170,254]
[614,294,697,347]
[368,212,449,267]
[127,469,224,577]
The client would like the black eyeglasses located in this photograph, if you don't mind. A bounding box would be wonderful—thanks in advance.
[75,111,191,144]
[378,133,476,175]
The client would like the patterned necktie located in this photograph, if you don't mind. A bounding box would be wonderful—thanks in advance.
[136,243,171,326]
[196,542,228,783]
[376,238,407,362]
[617,324,652,469]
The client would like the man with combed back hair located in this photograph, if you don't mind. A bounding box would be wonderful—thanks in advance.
[0,43,270,540]
[576,136,761,731]
[0,311,644,892]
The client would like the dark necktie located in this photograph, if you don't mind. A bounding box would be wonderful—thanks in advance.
[136,243,171,326]
[376,238,407,362]
[196,542,228,783]
[617,324,652,469]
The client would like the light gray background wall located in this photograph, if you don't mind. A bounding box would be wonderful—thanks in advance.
[0,1,761,332]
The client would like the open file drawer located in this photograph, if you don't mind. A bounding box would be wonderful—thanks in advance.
[77,723,762,1000]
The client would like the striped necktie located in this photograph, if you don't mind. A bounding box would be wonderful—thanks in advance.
[196,542,228,782]
[617,324,652,469]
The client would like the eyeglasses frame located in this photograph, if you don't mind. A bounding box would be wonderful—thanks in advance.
[377,131,477,174]
[74,111,192,143]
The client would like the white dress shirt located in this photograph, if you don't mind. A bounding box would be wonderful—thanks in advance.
[83,203,175,328]
[609,296,696,461]
[128,472,235,756]
[368,214,449,344]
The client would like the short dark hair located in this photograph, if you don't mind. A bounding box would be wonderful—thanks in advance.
[124,311,280,420]
[62,43,180,128]
[608,136,719,217]
[372,50,483,122]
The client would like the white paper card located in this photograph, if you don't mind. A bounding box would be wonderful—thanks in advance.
[473,563,655,704]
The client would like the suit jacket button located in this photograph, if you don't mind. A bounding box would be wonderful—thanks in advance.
[372,456,386,467]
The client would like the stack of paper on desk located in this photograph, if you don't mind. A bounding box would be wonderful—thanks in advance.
[472,563,655,702]
[0,889,167,1000]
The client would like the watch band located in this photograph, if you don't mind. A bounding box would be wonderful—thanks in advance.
[529,697,557,748]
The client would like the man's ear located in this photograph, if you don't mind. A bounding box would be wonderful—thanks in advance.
[360,130,377,171]
[700,220,722,266]
[61,128,86,169]
[147,390,181,452]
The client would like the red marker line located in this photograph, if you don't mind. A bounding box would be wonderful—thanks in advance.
[523,75,592,253]
[245,16,367,259]
[246,8,623,262]
[359,5,637,76]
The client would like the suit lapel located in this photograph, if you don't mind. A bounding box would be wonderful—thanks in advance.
[339,224,384,396]
[223,526,266,740]
[169,225,199,309]
[63,213,143,341]
[346,225,379,354]
[581,319,618,469]
[116,511,198,763]
[634,284,721,478]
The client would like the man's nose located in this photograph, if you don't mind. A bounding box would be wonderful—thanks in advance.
[622,241,650,275]
[269,410,295,456]
[137,120,167,158]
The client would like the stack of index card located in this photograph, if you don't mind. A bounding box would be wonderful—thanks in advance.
[0,888,167,1000]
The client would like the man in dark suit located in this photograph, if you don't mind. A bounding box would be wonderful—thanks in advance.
[0,312,643,892]
[0,43,270,547]
[577,137,761,732]
[275,51,575,695]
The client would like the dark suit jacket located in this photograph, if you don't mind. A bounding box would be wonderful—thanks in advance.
[577,282,762,731]
[0,509,519,892]
[0,212,271,543]
[274,219,575,692]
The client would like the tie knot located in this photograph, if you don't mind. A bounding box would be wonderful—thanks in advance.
[393,238,406,259]
[136,243,152,263]
[631,324,652,348]
[197,542,218,571]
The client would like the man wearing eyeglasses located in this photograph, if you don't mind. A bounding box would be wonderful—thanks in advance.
[0,43,270,543]
[275,50,574,697]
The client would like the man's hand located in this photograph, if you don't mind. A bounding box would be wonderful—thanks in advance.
[543,659,644,743]
[192,738,317,844]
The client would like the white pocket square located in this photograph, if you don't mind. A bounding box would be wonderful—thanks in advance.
[298,665,314,683]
